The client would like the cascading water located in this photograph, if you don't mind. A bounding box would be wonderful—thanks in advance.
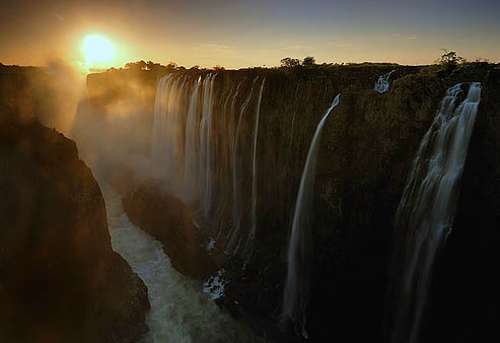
[389,82,482,343]
[152,74,190,195]
[151,74,171,180]
[226,77,260,256]
[152,72,215,206]
[282,93,341,339]
[199,74,216,218]
[184,76,201,204]
[207,80,244,246]
[248,79,266,247]
[210,80,245,242]
[374,70,396,94]
[151,73,267,258]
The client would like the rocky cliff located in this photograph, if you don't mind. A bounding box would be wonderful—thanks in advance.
[0,63,80,134]
[83,63,500,342]
[123,181,217,279]
[0,84,150,341]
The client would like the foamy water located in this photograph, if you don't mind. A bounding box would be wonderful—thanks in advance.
[102,186,262,343]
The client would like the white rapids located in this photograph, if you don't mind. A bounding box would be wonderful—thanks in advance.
[102,185,261,343]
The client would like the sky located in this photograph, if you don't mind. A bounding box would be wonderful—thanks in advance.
[1,0,499,70]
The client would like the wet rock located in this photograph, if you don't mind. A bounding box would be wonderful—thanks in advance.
[123,182,218,279]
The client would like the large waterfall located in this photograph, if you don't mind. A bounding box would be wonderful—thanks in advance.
[282,94,341,339]
[184,76,202,204]
[152,74,189,195]
[389,82,482,343]
[226,77,259,256]
[151,72,266,259]
[199,74,216,218]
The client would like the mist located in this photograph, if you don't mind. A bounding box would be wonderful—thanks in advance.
[70,68,158,192]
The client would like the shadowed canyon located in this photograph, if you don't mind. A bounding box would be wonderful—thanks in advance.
[1,1,500,340]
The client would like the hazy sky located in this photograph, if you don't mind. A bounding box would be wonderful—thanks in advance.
[1,0,499,69]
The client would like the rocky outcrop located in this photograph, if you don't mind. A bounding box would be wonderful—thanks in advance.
[123,182,217,279]
[0,63,80,134]
[0,114,150,342]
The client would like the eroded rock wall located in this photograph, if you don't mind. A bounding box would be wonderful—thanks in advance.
[0,107,150,342]
[86,64,500,342]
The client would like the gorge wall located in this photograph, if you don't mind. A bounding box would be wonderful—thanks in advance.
[82,63,500,342]
[0,70,150,342]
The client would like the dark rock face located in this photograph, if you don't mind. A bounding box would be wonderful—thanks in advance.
[0,117,150,342]
[123,182,218,279]
[0,63,80,134]
[86,64,500,342]
[216,66,500,343]
[218,69,447,342]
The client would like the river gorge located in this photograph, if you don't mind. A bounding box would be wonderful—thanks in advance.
[1,61,499,342]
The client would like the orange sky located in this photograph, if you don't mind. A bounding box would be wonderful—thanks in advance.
[1,0,499,70]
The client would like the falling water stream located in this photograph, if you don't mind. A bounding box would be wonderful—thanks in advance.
[390,82,482,343]
[152,73,265,258]
[101,184,261,343]
[226,77,260,255]
[374,70,396,94]
[184,76,202,205]
[249,79,266,244]
[200,74,216,218]
[282,94,341,339]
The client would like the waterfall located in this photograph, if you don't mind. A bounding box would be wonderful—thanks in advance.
[374,70,396,94]
[152,74,189,194]
[184,76,201,204]
[226,77,260,256]
[151,73,266,257]
[246,78,266,254]
[152,72,216,208]
[210,80,244,244]
[151,74,172,180]
[282,93,341,338]
[390,82,482,343]
[199,74,216,218]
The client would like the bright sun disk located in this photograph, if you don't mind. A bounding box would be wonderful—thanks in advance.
[82,34,115,67]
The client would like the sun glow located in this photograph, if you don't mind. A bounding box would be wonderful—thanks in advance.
[81,34,115,68]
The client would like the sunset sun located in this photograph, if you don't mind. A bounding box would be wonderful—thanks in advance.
[81,34,115,68]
